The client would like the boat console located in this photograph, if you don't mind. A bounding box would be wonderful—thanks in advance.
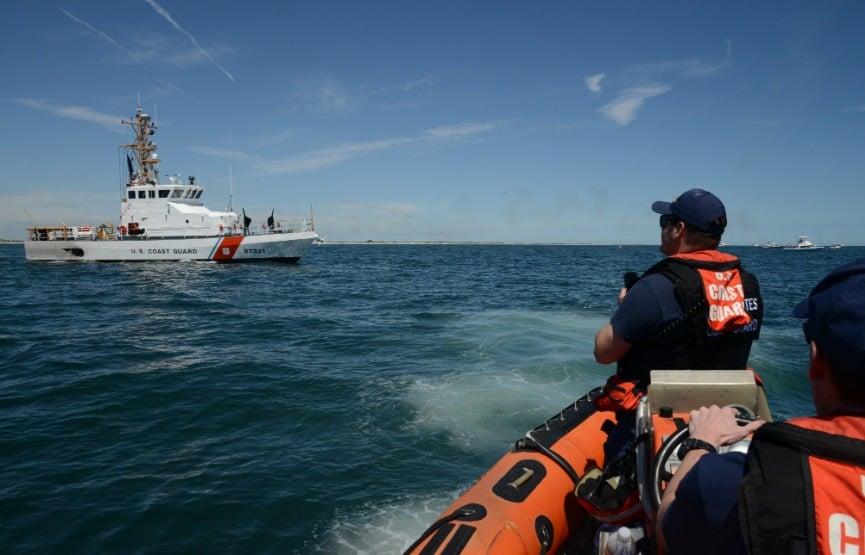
[636,370,772,524]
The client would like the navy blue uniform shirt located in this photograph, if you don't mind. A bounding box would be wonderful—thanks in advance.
[662,452,748,555]
[611,273,682,343]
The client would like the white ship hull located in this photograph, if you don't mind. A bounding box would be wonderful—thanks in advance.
[25,231,316,262]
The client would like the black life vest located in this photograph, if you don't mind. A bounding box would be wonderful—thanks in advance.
[617,251,762,386]
[738,416,865,555]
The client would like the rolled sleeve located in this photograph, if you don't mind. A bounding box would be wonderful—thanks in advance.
[662,452,747,555]
[610,279,664,343]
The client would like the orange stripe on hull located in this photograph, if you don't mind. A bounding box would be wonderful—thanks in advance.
[211,236,244,261]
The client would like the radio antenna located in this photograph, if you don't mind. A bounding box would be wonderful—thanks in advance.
[228,163,234,212]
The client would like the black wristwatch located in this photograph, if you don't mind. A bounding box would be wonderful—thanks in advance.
[677,438,717,459]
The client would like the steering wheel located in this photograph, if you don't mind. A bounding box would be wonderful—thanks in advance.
[649,405,756,511]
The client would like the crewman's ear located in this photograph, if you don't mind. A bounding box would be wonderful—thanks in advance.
[808,341,829,381]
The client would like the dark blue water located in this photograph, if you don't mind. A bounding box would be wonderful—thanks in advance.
[1,244,861,553]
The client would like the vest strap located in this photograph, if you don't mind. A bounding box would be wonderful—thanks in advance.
[755,421,865,465]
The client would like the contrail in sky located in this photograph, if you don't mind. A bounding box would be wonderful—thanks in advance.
[59,8,138,59]
[143,0,235,82]
[58,8,197,102]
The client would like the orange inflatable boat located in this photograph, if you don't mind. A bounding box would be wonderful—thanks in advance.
[405,370,771,555]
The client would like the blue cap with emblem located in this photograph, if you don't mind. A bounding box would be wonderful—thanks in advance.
[793,257,865,375]
[652,188,727,237]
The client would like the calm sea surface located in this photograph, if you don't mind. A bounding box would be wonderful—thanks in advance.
[2,244,862,553]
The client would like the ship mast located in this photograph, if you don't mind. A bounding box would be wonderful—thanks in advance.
[122,99,160,186]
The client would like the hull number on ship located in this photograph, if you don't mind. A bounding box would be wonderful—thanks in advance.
[243,248,266,254]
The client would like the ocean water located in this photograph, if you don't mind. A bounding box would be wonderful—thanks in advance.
[1,243,861,553]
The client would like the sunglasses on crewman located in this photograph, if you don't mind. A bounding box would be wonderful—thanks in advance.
[659,214,681,228]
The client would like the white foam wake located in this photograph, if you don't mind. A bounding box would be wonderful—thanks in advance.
[405,309,610,453]
[310,492,460,554]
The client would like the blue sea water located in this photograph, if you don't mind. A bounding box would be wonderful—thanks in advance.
[1,243,862,553]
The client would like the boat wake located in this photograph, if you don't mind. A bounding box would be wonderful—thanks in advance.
[311,309,611,553]
[402,309,610,453]
[309,491,461,554]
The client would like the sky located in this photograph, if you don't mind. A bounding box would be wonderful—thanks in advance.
[1,0,864,243]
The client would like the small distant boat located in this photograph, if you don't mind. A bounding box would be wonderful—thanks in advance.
[828,244,843,250]
[784,236,823,251]
[757,241,783,249]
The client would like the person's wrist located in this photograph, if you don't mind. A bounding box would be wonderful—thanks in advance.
[688,434,720,451]
[677,438,718,460]
[688,430,723,450]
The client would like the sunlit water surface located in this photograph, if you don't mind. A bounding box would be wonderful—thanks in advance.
[2,244,859,553]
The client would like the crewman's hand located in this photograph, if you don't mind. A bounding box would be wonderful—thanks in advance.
[617,287,628,304]
[688,405,764,450]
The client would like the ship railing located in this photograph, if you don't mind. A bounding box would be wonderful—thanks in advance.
[28,225,119,241]
[246,218,314,235]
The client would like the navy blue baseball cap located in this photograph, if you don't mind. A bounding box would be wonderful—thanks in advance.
[651,189,727,236]
[793,258,865,375]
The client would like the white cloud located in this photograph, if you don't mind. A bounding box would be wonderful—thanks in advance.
[371,75,437,95]
[59,9,193,102]
[189,146,249,161]
[130,35,236,69]
[253,138,407,174]
[424,122,497,139]
[289,77,351,114]
[399,75,437,92]
[598,84,671,126]
[252,120,500,175]
[59,9,136,59]
[189,120,500,175]
[625,59,728,79]
[843,104,865,113]
[143,0,235,82]
[13,98,123,130]
[252,129,297,148]
[584,73,605,94]
[590,52,726,126]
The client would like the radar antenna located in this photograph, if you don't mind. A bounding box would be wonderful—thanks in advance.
[121,99,160,186]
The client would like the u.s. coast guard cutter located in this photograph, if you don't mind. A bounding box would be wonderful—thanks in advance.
[25,103,318,262]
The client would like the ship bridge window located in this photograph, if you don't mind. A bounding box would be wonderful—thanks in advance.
[128,191,135,199]
[195,189,203,199]
[138,191,146,199]
[183,189,191,198]
[158,189,169,198]
[171,189,183,198]
[148,190,155,198]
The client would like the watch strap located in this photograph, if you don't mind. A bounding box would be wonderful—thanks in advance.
[677,438,717,459]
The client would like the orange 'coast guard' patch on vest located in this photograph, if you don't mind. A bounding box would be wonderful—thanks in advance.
[695,268,752,332]
[671,250,753,333]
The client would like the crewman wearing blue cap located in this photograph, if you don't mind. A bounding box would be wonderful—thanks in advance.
[593,189,764,411]
[658,258,865,555]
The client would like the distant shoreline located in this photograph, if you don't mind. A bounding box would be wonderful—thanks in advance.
[320,241,862,247]
[324,240,595,245]
[2,240,858,247]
